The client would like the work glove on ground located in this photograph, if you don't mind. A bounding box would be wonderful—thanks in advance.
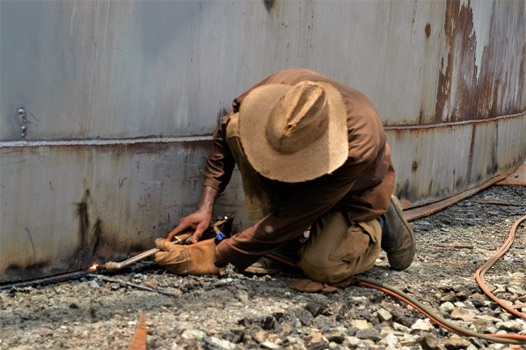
[153,238,220,275]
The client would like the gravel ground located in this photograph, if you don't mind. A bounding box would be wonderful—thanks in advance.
[1,185,525,350]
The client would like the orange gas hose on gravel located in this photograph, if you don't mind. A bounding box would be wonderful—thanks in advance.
[354,277,526,345]
[354,214,526,345]
[270,215,526,345]
[475,214,526,319]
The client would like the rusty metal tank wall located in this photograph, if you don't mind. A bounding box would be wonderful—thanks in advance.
[1,0,525,282]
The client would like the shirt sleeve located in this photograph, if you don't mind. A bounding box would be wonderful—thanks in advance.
[202,114,236,193]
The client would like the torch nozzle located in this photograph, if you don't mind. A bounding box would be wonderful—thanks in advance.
[103,261,124,272]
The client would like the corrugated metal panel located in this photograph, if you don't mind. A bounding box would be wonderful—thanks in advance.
[1,0,525,281]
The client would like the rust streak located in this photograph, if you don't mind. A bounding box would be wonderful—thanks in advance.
[435,1,526,124]
[437,1,476,122]
[425,23,431,38]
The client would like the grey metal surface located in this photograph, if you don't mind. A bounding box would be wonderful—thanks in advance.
[1,0,525,281]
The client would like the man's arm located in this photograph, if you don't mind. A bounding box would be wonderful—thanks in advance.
[167,109,236,242]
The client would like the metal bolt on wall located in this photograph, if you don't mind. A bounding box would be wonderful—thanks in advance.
[17,106,27,138]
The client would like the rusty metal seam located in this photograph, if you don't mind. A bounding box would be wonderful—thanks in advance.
[1,110,524,149]
[0,135,213,149]
[384,110,526,131]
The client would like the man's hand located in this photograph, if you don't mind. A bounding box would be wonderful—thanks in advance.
[167,210,212,243]
[167,186,219,243]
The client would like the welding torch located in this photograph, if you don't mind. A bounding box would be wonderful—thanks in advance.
[101,216,233,272]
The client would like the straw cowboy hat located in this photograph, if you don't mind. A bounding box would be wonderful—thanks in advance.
[239,80,348,183]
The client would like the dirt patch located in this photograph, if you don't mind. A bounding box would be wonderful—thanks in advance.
[1,185,525,350]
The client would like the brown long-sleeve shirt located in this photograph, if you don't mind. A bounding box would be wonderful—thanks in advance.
[204,69,395,270]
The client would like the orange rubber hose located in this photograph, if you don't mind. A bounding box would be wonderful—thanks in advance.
[355,214,526,344]
[267,215,526,344]
[356,278,526,344]
[475,215,526,319]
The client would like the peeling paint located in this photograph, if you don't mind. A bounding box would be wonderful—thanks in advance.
[470,0,492,81]
[436,0,526,122]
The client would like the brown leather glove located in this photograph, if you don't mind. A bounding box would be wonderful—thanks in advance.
[153,238,220,275]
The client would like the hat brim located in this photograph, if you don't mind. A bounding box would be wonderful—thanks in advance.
[239,82,348,183]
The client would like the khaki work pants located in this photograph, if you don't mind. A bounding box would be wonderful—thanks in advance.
[226,113,382,284]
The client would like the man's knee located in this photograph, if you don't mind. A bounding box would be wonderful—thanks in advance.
[298,219,382,284]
